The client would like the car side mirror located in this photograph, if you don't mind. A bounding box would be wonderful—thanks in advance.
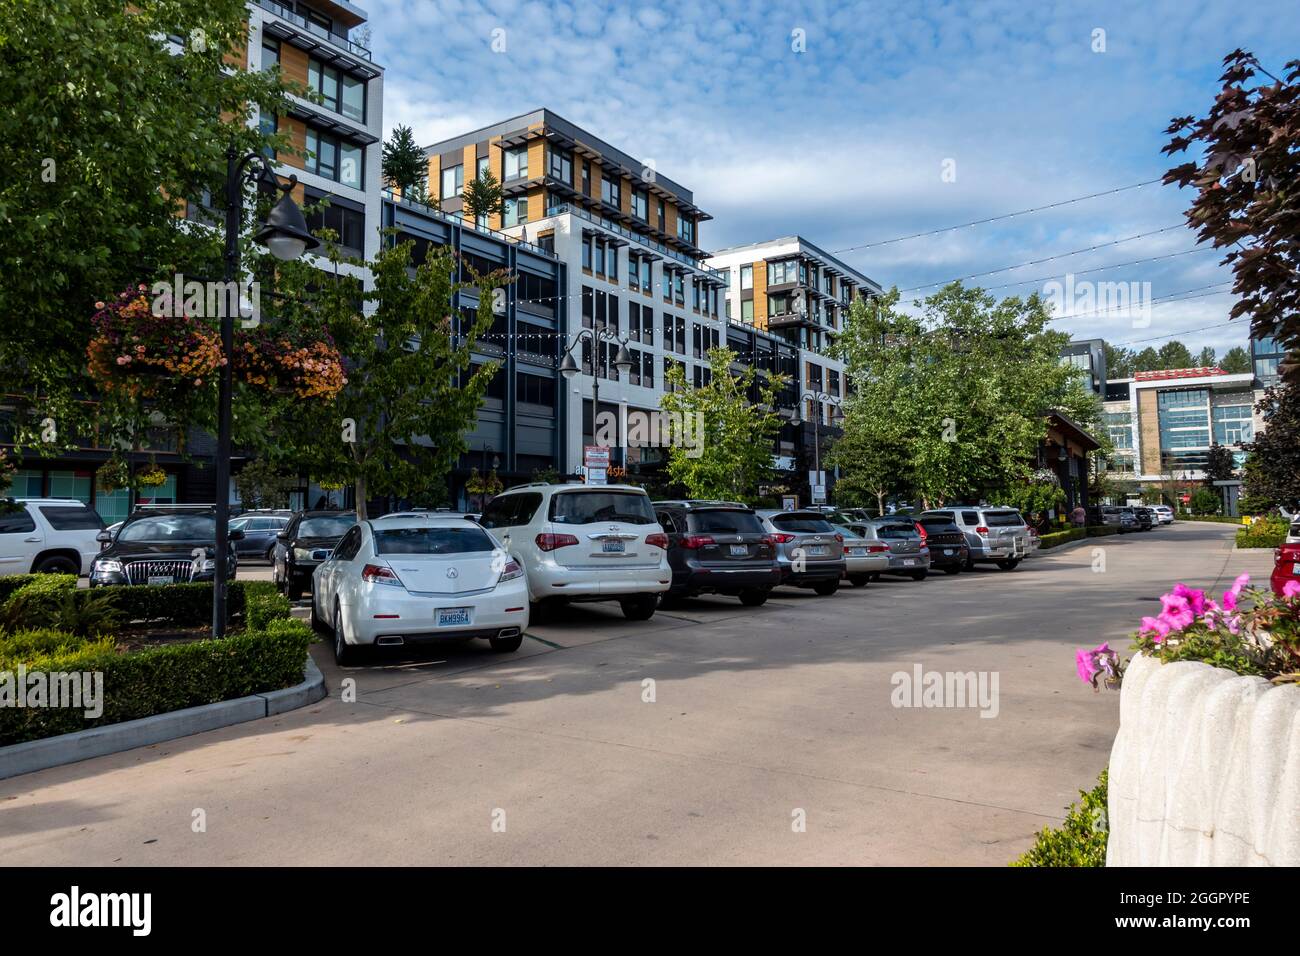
[229,529,245,541]
[276,531,289,541]
[96,530,113,544]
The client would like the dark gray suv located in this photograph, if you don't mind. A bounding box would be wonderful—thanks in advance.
[653,501,781,606]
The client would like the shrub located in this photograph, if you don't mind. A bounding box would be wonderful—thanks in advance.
[1085,525,1119,537]
[1039,528,1086,549]
[0,628,99,667]
[105,580,273,627]
[1189,487,1221,516]
[0,574,50,606]
[1236,515,1288,549]
[245,589,292,630]
[1012,770,1108,867]
[0,619,313,746]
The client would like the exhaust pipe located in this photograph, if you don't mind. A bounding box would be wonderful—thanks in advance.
[496,627,521,639]
[376,636,405,646]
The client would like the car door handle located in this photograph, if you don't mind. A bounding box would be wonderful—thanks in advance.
[24,537,41,543]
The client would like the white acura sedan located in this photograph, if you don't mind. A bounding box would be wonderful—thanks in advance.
[311,514,529,665]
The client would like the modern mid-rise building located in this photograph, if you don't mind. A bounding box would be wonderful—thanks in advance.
[1060,338,1108,397]
[1250,333,1288,386]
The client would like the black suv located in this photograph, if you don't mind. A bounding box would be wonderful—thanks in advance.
[89,507,242,587]
[916,513,970,574]
[273,510,357,600]
[652,501,780,606]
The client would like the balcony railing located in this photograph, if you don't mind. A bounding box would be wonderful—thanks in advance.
[254,0,373,60]
[544,203,725,280]
[382,189,557,259]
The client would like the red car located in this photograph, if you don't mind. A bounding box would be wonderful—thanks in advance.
[1271,543,1300,597]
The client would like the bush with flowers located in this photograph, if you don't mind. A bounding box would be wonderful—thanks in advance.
[86,286,224,400]
[1077,573,1300,690]
[233,325,347,400]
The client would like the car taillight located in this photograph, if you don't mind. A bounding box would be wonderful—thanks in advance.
[679,534,716,549]
[867,544,890,553]
[975,526,989,535]
[498,558,524,582]
[645,533,669,550]
[914,523,927,543]
[770,532,796,544]
[760,536,776,548]
[535,533,579,552]
[361,563,403,587]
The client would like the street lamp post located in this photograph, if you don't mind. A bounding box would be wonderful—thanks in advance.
[558,328,634,475]
[213,147,318,637]
[797,390,844,505]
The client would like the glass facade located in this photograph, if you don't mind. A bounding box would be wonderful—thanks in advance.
[1157,389,1210,449]
[1212,403,1254,445]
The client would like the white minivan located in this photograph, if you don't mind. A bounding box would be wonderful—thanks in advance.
[478,483,671,620]
[0,498,106,576]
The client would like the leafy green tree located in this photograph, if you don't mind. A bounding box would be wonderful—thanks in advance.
[1133,347,1162,372]
[1202,443,1237,486]
[1105,344,1135,378]
[461,169,504,223]
[1190,487,1222,516]
[1196,346,1218,367]
[1157,341,1195,369]
[1242,381,1300,510]
[1220,345,1252,374]
[277,239,505,519]
[382,124,427,200]
[832,284,1103,509]
[658,347,786,503]
[0,0,301,444]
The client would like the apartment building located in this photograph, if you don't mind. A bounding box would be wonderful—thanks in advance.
[424,110,765,480]
[707,238,881,440]
[1101,368,1263,484]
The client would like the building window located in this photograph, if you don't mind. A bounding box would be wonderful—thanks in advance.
[677,215,695,244]
[606,243,618,280]
[504,146,528,181]
[593,237,605,277]
[632,189,648,220]
[581,161,590,195]
[441,164,464,199]
[261,38,280,71]
[1212,404,1254,445]
[741,299,754,322]
[629,254,640,291]
[308,59,342,112]
[642,352,654,387]
[1157,389,1211,450]
[306,128,363,189]
[601,175,621,209]
[546,146,572,184]
[516,372,556,408]
[304,189,366,255]
[674,272,684,307]
[503,196,527,227]
[740,265,753,290]
[768,260,798,285]
[476,155,489,179]
[582,235,592,271]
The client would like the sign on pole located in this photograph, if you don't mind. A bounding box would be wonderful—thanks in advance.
[584,445,610,486]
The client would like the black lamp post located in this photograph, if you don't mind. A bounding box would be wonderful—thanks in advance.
[558,328,634,474]
[798,390,844,504]
[213,147,318,637]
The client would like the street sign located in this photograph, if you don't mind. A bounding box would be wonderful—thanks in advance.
[781,495,799,512]
[586,467,607,486]
[584,446,610,485]
[812,485,826,504]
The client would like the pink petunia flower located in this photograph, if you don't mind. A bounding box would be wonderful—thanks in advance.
[1172,583,1207,616]
[1139,615,1171,644]
[1159,593,1195,632]
[1283,580,1300,598]
[1076,647,1101,683]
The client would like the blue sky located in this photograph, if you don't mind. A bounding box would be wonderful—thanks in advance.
[363,0,1299,358]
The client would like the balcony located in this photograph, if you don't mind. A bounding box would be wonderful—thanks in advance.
[254,0,374,62]
[383,189,558,260]
[545,202,726,282]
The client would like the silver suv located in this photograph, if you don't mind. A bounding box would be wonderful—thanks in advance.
[755,510,846,596]
[920,506,1030,571]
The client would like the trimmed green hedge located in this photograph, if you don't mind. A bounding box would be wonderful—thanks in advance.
[1085,525,1119,538]
[1012,769,1108,867]
[0,618,312,746]
[1181,515,1246,524]
[0,574,71,605]
[1,577,282,631]
[1039,529,1086,549]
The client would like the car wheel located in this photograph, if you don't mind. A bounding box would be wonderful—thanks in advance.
[32,555,78,575]
[847,574,871,588]
[910,570,928,581]
[333,603,357,666]
[997,559,1021,571]
[264,545,276,563]
[812,580,839,596]
[287,578,304,602]
[620,595,658,620]
[738,587,769,606]
[869,572,882,582]
[488,631,524,653]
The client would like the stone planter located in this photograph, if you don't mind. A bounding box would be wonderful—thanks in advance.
[1107,652,1300,866]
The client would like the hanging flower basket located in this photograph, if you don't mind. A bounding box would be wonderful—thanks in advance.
[86,286,224,400]
[0,450,17,491]
[234,326,347,400]
[96,459,131,493]
[136,464,167,488]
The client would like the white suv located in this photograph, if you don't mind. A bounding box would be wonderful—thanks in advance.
[0,498,106,576]
[478,483,670,620]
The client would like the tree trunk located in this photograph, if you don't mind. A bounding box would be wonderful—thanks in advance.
[355,473,368,520]
[876,489,885,517]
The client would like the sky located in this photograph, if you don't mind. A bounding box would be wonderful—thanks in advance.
[360,0,1300,359]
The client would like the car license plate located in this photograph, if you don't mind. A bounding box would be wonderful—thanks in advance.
[147,575,173,586]
[806,545,829,556]
[944,549,954,556]
[903,559,916,567]
[730,544,748,556]
[602,539,625,553]
[436,607,471,627]
[848,547,866,556]
[1293,563,1300,575]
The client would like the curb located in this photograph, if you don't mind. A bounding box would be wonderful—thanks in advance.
[0,654,325,781]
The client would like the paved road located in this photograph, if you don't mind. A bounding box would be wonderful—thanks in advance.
[0,522,1268,865]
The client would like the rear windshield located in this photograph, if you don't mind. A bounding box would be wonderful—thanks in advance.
[875,522,918,539]
[550,491,656,525]
[770,514,836,534]
[982,511,1024,527]
[299,515,357,538]
[374,527,495,555]
[120,515,215,541]
[918,515,956,529]
[39,505,104,531]
[689,510,763,534]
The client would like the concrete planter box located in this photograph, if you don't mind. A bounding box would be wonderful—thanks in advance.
[1107,652,1300,866]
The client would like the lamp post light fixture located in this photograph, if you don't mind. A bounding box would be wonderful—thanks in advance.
[212,146,319,638]
[798,389,844,505]
[559,327,634,474]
